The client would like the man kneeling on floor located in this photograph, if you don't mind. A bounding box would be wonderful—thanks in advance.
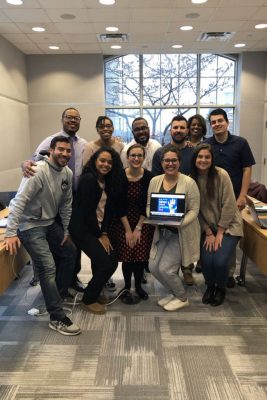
[4,136,81,336]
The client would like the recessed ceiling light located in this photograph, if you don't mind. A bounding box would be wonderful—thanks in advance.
[6,0,23,4]
[172,44,183,49]
[180,25,193,31]
[32,26,45,32]
[106,26,119,32]
[99,0,115,5]
[49,45,60,50]
[60,14,76,20]
[191,0,208,3]
[255,23,267,29]
[111,45,121,49]
[234,43,246,48]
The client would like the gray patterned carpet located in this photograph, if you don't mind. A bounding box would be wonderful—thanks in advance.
[0,251,267,400]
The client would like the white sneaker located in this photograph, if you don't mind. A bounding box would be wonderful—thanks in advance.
[157,294,175,307]
[163,298,189,311]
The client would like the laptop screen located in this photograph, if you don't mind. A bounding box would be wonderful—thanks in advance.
[150,193,186,219]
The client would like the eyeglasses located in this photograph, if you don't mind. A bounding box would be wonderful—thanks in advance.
[64,115,81,121]
[162,158,179,164]
[133,125,148,133]
[129,154,144,159]
[98,124,113,129]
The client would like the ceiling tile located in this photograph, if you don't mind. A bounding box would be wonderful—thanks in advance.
[3,9,51,23]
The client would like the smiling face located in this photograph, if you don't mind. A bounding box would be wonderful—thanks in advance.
[195,148,212,174]
[190,118,204,140]
[62,109,81,136]
[127,146,145,169]
[95,151,113,177]
[170,119,188,144]
[96,118,114,143]
[132,119,150,146]
[50,141,72,168]
[210,114,229,139]
[161,151,180,176]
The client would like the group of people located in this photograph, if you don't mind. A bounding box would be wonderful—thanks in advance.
[4,107,255,336]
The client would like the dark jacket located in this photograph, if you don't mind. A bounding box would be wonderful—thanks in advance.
[69,172,113,240]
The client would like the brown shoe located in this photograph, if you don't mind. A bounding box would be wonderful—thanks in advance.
[183,272,194,286]
[82,302,106,314]
[97,294,109,304]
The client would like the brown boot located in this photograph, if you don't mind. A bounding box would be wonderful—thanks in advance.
[82,302,106,314]
[183,272,194,286]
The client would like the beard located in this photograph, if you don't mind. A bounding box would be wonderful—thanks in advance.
[133,134,149,146]
[171,135,187,145]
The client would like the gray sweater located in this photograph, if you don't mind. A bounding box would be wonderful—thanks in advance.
[6,158,73,237]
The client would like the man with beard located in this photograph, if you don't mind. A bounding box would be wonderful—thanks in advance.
[121,117,161,171]
[152,115,195,286]
[5,136,81,336]
[22,107,87,293]
[152,115,193,176]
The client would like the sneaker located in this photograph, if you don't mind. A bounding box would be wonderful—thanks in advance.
[104,279,116,292]
[183,273,194,286]
[163,298,189,311]
[29,277,39,286]
[227,277,236,288]
[157,294,175,307]
[62,293,82,306]
[49,316,81,336]
[82,302,106,314]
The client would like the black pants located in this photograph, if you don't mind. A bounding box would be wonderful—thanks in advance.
[74,233,118,304]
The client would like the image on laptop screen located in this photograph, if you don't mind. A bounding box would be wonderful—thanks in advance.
[150,193,186,219]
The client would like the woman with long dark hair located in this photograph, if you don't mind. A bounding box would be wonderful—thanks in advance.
[190,143,243,306]
[70,147,125,314]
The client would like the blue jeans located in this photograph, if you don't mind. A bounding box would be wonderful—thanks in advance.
[18,222,76,320]
[200,234,240,288]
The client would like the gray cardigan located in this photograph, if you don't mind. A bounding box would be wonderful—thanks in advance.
[147,173,201,266]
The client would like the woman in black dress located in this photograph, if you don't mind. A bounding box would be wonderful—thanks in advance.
[113,144,154,303]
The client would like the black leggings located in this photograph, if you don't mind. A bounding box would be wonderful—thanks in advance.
[122,261,147,290]
[74,233,118,304]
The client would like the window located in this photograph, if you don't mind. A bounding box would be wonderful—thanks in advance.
[105,54,236,144]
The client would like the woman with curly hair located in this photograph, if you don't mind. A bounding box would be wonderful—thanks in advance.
[70,147,125,314]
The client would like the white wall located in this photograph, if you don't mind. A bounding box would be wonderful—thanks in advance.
[239,52,267,182]
[27,54,105,153]
[0,36,29,183]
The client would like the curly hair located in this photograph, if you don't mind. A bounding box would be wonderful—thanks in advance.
[82,146,125,198]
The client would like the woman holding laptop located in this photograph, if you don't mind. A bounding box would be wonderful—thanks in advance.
[190,143,243,306]
[147,144,200,311]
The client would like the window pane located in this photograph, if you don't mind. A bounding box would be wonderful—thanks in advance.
[179,54,197,77]
[200,77,217,104]
[106,108,140,143]
[217,77,235,104]
[200,54,218,77]
[143,55,160,78]
[179,78,197,105]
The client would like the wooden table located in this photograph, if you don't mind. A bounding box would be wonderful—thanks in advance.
[237,206,267,285]
[0,208,30,294]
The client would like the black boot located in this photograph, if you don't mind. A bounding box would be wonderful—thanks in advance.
[202,286,215,304]
[210,287,226,307]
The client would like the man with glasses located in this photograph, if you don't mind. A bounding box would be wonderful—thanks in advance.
[121,117,161,171]
[152,115,195,286]
[22,107,87,293]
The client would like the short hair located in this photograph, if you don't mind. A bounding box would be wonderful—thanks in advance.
[126,143,146,158]
[50,136,71,149]
[96,115,113,128]
[132,117,148,130]
[171,115,187,124]
[208,108,229,123]
[187,114,207,137]
[160,144,181,161]
[61,107,80,119]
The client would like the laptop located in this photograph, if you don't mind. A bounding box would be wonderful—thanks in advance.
[144,193,186,226]
[246,195,267,229]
